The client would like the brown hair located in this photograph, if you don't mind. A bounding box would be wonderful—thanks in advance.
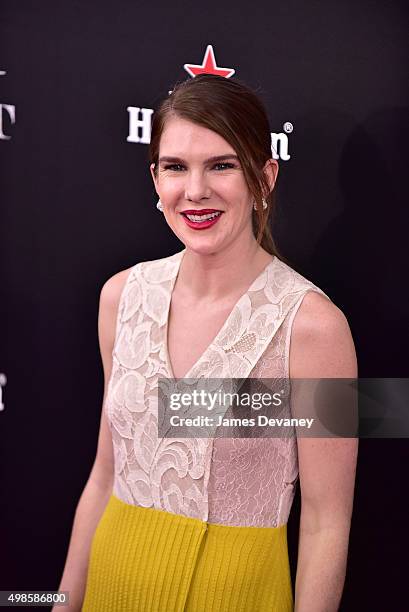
[149,73,283,258]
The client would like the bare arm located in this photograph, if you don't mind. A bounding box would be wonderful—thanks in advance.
[290,291,359,612]
[53,267,132,611]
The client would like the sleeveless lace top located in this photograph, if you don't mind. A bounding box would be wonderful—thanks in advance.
[105,248,330,528]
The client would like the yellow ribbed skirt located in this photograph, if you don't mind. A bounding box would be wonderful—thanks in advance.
[82,494,293,611]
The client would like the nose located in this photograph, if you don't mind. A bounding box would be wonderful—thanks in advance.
[184,169,211,202]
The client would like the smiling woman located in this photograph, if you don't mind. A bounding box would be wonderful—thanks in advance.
[157,150,241,229]
[149,74,280,259]
[149,114,277,258]
[56,74,358,612]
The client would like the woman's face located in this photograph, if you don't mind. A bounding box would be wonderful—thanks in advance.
[150,116,266,255]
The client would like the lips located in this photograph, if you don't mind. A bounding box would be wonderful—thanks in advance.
[181,209,222,215]
[180,209,224,230]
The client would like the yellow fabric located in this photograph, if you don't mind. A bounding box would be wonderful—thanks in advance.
[82,494,293,611]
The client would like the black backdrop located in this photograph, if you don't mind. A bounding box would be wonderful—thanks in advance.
[1,1,408,610]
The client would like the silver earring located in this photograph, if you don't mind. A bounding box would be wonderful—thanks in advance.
[253,199,268,211]
[156,199,164,212]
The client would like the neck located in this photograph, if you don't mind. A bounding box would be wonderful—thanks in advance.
[176,235,273,303]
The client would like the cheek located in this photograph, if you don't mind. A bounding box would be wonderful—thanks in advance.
[159,179,183,202]
[224,183,252,211]
[220,176,250,200]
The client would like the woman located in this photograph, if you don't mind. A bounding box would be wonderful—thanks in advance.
[56,74,358,611]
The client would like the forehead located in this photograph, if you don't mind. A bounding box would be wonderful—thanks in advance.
[159,116,236,156]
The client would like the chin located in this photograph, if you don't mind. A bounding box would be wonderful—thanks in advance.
[182,236,225,256]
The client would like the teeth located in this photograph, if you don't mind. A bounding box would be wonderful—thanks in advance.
[185,211,221,222]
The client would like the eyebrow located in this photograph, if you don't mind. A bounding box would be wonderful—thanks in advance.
[158,154,240,164]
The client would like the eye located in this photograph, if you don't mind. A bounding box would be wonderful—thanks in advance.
[163,164,185,171]
[213,162,236,170]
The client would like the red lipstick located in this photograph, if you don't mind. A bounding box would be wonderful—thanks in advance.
[180,209,224,231]
[181,209,222,214]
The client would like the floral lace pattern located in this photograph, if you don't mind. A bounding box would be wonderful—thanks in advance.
[105,249,330,526]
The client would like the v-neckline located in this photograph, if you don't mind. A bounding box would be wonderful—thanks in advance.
[163,249,276,379]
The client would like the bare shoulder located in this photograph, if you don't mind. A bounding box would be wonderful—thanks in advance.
[289,290,357,378]
[100,266,134,311]
[98,266,134,373]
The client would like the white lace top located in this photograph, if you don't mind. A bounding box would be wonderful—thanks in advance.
[105,248,330,528]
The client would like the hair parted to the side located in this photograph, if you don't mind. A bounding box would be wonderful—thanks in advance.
[149,73,285,259]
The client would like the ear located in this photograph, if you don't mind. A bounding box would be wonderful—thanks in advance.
[150,163,159,195]
[263,159,279,195]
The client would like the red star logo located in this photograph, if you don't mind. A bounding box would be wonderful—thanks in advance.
[184,45,235,78]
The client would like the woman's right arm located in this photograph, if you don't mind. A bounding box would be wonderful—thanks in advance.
[52,267,133,611]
